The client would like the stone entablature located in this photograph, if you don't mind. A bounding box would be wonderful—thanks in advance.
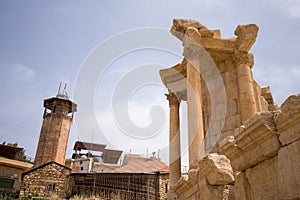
[220,112,280,171]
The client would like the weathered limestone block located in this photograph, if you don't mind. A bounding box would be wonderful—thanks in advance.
[171,18,218,41]
[223,114,242,132]
[226,185,235,200]
[235,172,252,200]
[260,96,269,111]
[261,86,278,111]
[198,173,233,200]
[278,139,300,199]
[234,24,259,52]
[245,156,279,200]
[275,94,300,145]
[220,112,280,171]
[198,153,234,185]
[174,169,199,200]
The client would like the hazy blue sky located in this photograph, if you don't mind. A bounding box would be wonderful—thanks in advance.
[0,0,299,166]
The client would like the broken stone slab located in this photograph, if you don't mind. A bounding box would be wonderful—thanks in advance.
[220,112,280,171]
[198,153,234,185]
[275,94,300,146]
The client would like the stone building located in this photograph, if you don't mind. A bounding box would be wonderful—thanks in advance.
[20,161,71,198]
[19,85,77,199]
[0,144,33,197]
[160,19,300,199]
[34,84,77,168]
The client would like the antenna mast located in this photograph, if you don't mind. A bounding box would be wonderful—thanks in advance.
[58,82,62,94]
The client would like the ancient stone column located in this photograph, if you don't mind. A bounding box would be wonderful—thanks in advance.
[166,92,181,197]
[235,52,257,124]
[234,24,259,124]
[186,61,205,169]
[183,27,205,169]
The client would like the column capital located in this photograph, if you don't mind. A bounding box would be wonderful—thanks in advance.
[166,93,181,107]
[233,50,254,68]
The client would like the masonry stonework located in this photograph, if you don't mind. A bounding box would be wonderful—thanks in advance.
[20,162,71,198]
[160,19,300,199]
[34,91,77,168]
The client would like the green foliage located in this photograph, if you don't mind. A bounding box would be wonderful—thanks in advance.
[0,193,13,200]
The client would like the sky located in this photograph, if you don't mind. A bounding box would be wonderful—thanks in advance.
[0,0,299,168]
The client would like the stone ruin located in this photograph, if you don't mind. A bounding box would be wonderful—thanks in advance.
[160,19,300,199]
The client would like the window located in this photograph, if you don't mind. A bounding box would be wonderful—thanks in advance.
[80,167,84,171]
[45,183,56,192]
[165,183,168,193]
[0,178,14,189]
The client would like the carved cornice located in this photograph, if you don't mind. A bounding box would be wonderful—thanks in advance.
[220,112,280,171]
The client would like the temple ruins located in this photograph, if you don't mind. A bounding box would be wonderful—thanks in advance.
[160,19,300,199]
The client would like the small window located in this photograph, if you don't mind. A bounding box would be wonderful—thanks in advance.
[165,183,168,193]
[45,183,56,192]
[81,167,84,171]
[80,161,83,164]
[0,178,14,189]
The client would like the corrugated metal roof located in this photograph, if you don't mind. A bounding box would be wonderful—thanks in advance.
[73,141,106,152]
[102,149,123,164]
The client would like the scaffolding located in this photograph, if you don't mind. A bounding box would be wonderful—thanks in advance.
[69,172,160,200]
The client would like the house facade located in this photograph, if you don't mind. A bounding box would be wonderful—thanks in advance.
[20,161,71,198]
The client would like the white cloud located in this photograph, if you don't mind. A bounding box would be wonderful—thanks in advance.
[270,0,300,18]
[14,65,36,82]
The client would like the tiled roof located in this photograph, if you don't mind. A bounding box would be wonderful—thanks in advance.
[113,158,169,173]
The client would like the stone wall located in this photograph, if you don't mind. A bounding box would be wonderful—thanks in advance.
[221,94,300,199]
[34,113,73,168]
[174,95,300,199]
[159,173,169,199]
[20,161,70,198]
[174,154,235,200]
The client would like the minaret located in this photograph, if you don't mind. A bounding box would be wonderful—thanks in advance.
[34,83,77,168]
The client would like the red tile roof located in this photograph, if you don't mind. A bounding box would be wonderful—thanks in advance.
[113,158,169,173]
